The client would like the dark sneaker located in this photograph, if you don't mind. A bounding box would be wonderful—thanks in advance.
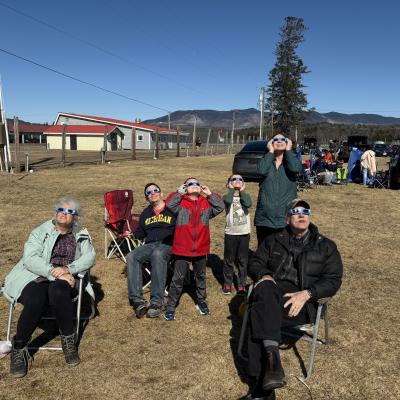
[133,302,148,319]
[237,285,247,296]
[222,284,232,295]
[146,304,163,318]
[196,301,210,315]
[60,334,80,367]
[10,344,31,378]
[164,310,176,321]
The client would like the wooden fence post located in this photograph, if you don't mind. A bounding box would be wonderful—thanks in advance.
[13,116,20,172]
[131,126,136,160]
[155,129,160,159]
[176,126,180,157]
[61,123,67,167]
[205,128,211,156]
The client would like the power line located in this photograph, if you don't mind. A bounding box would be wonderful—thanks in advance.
[0,1,203,95]
[0,47,170,113]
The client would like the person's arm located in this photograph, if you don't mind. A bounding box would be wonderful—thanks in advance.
[248,239,274,283]
[133,213,146,240]
[239,190,252,208]
[222,188,235,205]
[22,228,54,279]
[206,192,225,218]
[307,242,343,300]
[165,191,183,214]
[257,152,275,176]
[284,150,303,173]
[67,231,96,275]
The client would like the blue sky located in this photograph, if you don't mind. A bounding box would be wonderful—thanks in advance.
[0,0,399,123]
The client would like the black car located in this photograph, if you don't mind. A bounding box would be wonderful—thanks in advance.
[372,143,389,157]
[232,141,267,181]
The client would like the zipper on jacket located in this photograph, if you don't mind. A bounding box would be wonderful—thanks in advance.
[192,200,198,256]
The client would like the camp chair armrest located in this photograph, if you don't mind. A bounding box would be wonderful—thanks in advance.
[77,271,88,279]
[317,297,331,305]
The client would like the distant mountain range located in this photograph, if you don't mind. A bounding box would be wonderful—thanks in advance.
[144,109,400,129]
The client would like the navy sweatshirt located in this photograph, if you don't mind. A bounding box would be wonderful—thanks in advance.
[133,205,176,245]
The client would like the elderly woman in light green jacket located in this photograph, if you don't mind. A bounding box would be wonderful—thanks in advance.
[3,198,96,378]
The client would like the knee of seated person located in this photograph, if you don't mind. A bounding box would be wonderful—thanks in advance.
[49,280,71,301]
[253,280,278,297]
[151,247,169,261]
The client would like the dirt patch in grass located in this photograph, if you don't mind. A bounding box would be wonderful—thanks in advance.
[0,155,399,400]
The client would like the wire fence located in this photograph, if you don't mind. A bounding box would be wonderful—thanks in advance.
[6,142,246,172]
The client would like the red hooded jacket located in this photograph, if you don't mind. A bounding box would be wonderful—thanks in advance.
[165,191,224,257]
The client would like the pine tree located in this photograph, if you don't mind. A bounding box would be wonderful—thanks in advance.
[267,16,309,135]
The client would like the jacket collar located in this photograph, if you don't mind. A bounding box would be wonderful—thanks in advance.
[276,223,320,249]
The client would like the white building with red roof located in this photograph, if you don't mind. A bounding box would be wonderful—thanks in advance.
[52,112,189,151]
[44,125,124,151]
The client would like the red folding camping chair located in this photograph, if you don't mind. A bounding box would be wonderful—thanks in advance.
[104,190,140,263]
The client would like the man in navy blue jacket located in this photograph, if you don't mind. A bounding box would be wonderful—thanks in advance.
[126,183,176,319]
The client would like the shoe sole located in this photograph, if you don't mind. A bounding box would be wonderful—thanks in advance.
[147,312,162,318]
[66,360,81,367]
[222,291,232,295]
[196,305,210,315]
[10,371,27,378]
[164,315,175,321]
[262,379,286,392]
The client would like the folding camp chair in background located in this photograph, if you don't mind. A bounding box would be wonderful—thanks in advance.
[104,190,140,263]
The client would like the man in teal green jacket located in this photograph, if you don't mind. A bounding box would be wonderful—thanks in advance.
[3,198,96,378]
[255,134,302,245]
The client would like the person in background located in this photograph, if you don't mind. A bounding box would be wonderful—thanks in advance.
[222,174,252,296]
[254,133,302,246]
[360,145,376,186]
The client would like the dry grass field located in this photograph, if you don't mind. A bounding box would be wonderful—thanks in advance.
[0,154,399,400]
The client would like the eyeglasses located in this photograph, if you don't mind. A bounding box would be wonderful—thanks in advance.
[56,207,77,216]
[288,208,311,216]
[186,182,201,187]
[230,177,243,183]
[145,188,161,196]
[272,137,288,143]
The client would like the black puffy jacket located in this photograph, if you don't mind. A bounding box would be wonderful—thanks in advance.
[248,224,343,321]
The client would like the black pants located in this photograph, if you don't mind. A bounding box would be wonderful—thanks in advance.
[15,280,77,346]
[223,234,250,286]
[247,280,309,377]
[256,226,284,247]
[166,256,206,311]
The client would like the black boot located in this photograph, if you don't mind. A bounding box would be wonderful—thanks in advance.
[60,333,80,367]
[262,346,286,392]
[10,338,31,378]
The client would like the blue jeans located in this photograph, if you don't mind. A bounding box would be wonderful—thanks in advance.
[126,241,171,306]
[362,167,370,186]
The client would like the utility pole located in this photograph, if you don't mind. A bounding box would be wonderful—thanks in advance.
[155,128,160,159]
[259,87,265,140]
[102,125,109,164]
[205,128,211,156]
[168,112,171,129]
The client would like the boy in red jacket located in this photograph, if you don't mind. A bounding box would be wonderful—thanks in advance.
[164,177,224,320]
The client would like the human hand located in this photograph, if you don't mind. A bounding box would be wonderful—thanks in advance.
[51,266,69,278]
[254,275,275,288]
[283,290,311,317]
[58,273,75,287]
[286,138,293,151]
[267,139,274,153]
[239,182,246,191]
[177,184,187,195]
[201,185,212,196]
[227,181,234,189]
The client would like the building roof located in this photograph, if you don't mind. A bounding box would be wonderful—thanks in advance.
[56,112,177,133]
[44,124,120,136]
[7,122,50,133]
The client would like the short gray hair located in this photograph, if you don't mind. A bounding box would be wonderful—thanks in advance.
[54,198,82,219]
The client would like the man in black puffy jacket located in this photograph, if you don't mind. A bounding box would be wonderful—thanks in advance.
[244,198,343,399]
